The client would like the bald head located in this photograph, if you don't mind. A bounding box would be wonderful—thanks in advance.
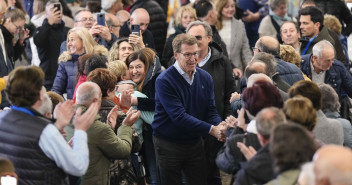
[117,10,130,25]
[76,82,101,106]
[106,13,120,37]
[313,145,352,185]
[247,73,273,87]
[106,13,120,24]
[256,107,286,143]
[130,8,150,34]
[255,36,280,56]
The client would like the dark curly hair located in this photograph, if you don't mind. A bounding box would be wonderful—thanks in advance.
[5,66,44,107]
[270,123,317,173]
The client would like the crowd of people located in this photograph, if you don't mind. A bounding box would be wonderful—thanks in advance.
[0,0,352,185]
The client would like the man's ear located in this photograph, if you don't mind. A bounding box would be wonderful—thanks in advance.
[39,87,45,101]
[207,36,212,44]
[257,133,267,146]
[312,55,318,63]
[314,22,321,31]
[174,51,179,60]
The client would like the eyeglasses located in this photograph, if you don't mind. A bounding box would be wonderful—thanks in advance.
[179,52,199,59]
[111,24,121,28]
[76,17,95,22]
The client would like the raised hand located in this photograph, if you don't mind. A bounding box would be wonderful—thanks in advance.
[107,105,119,130]
[129,30,145,48]
[47,5,62,25]
[237,108,248,131]
[53,100,75,130]
[119,90,132,108]
[237,142,257,160]
[225,115,238,128]
[73,101,100,131]
[97,25,112,42]
[122,107,141,127]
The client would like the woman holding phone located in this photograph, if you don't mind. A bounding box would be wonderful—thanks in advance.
[0,8,29,67]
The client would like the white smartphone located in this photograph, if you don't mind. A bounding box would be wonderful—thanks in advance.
[1,174,18,185]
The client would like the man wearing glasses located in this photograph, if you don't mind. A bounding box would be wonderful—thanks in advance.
[152,33,227,185]
[106,13,121,38]
[185,20,235,185]
[59,9,118,53]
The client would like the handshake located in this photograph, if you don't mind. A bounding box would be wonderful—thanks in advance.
[210,108,249,142]
[210,122,228,142]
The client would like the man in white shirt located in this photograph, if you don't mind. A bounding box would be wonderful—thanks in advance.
[0,66,99,184]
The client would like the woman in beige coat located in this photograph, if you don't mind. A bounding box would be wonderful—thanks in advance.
[216,0,252,75]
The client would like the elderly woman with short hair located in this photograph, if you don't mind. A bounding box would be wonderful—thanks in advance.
[258,0,292,42]
[319,84,352,148]
[283,95,317,132]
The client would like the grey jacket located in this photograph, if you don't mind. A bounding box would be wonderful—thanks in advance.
[325,111,352,148]
[224,18,252,71]
[314,110,344,145]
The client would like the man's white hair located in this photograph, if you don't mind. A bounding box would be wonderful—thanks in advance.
[37,93,53,116]
[76,82,101,106]
[312,40,334,59]
[102,0,117,11]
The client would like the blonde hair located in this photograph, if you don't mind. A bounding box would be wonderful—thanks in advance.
[215,0,233,30]
[280,44,301,68]
[175,5,197,26]
[284,95,317,131]
[107,60,127,82]
[324,14,342,35]
[108,37,139,62]
[58,27,108,62]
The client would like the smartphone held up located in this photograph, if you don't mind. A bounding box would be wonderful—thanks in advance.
[131,24,140,36]
[97,13,105,26]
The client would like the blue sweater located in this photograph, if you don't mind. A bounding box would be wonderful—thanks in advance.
[152,66,222,144]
